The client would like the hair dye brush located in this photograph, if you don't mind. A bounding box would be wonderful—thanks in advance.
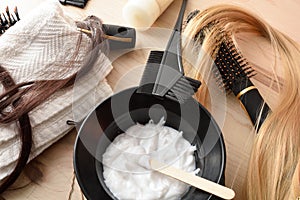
[137,0,201,102]
[214,37,270,131]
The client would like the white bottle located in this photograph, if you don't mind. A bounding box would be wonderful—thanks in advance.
[123,0,175,30]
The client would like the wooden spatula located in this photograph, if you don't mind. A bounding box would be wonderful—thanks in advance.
[150,159,235,200]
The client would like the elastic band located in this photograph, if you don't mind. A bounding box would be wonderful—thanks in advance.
[236,86,257,99]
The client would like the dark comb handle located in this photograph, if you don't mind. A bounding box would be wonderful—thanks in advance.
[232,78,270,130]
[102,24,136,50]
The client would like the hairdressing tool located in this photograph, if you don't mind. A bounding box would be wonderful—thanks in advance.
[5,6,12,25]
[137,0,201,103]
[1,13,8,27]
[150,159,235,199]
[59,0,88,8]
[214,37,270,130]
[0,6,20,36]
[122,0,175,30]
[77,23,136,50]
[14,6,20,21]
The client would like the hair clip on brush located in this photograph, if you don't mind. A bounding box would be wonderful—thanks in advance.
[76,22,136,50]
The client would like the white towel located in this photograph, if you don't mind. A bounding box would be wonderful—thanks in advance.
[0,2,113,181]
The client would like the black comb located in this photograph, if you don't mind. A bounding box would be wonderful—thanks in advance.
[138,0,201,103]
[214,39,270,130]
[137,51,164,94]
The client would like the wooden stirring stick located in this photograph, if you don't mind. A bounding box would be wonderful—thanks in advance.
[150,159,235,200]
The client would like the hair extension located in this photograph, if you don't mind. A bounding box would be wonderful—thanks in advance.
[0,65,32,193]
[182,5,300,200]
[0,15,107,193]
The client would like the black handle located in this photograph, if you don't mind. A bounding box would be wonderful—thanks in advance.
[238,87,270,131]
[66,119,84,129]
[231,77,270,131]
[59,0,85,8]
[102,24,136,50]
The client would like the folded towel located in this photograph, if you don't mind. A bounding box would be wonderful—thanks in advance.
[0,1,113,182]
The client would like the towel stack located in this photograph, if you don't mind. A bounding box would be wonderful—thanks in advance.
[0,2,113,182]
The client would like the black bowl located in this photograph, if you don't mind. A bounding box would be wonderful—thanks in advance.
[74,87,226,200]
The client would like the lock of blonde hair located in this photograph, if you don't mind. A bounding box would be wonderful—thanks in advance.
[182,5,300,200]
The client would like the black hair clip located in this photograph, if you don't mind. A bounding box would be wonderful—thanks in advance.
[77,24,136,50]
[59,0,89,8]
[0,6,20,36]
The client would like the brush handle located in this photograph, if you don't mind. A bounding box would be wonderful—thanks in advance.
[102,24,136,50]
[59,0,85,8]
[152,0,187,97]
[233,81,270,130]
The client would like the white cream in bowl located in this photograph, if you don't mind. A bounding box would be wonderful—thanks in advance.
[102,118,199,200]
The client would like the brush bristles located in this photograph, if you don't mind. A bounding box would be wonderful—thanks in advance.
[194,21,218,45]
[14,6,20,21]
[0,6,20,35]
[185,10,200,24]
[214,37,255,93]
[138,50,201,102]
[166,76,201,103]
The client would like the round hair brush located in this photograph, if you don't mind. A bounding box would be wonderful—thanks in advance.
[0,6,20,35]
[213,36,270,131]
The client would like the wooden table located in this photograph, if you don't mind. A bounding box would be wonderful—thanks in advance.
[1,0,300,199]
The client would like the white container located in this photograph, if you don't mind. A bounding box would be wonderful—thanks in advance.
[122,0,175,30]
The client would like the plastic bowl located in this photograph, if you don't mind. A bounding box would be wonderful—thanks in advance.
[74,87,226,200]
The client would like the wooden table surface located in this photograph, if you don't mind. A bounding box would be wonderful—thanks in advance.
[1,0,300,199]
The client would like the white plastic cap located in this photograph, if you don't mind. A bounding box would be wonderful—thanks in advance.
[122,0,160,30]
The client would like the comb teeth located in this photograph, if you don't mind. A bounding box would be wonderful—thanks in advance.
[147,50,164,64]
[214,38,256,94]
[137,51,164,94]
[138,0,199,102]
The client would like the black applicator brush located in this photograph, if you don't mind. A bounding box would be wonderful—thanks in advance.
[137,0,201,103]
[214,37,270,130]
